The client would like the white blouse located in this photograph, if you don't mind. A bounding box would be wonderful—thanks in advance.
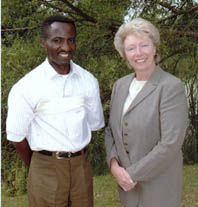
[123,78,147,115]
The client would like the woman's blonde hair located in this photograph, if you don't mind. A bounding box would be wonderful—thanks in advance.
[114,17,160,63]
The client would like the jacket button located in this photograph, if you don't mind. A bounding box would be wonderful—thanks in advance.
[124,122,128,126]
[126,151,129,154]
[124,142,128,145]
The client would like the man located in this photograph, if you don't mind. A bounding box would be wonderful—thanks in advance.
[6,15,104,207]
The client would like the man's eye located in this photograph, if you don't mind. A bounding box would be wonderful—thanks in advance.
[68,39,75,43]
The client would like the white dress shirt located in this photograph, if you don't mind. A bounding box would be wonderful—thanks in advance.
[6,59,104,152]
[123,78,147,115]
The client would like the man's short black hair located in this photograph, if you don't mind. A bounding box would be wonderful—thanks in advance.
[41,15,76,39]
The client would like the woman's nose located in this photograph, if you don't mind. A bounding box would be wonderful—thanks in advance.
[135,46,142,55]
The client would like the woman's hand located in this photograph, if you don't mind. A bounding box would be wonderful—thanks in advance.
[110,158,137,191]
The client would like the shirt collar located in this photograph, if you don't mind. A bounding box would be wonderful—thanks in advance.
[43,58,80,80]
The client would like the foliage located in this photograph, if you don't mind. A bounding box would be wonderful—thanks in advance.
[1,152,28,196]
[183,75,198,163]
[2,0,198,195]
[1,0,45,46]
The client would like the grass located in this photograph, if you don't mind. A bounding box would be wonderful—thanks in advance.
[2,165,198,207]
[182,165,198,207]
[94,173,121,207]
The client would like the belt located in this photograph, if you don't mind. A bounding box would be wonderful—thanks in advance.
[37,148,87,159]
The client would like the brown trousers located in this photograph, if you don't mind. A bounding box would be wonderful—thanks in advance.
[27,151,93,207]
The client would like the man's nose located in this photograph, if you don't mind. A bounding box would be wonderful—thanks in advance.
[61,41,69,51]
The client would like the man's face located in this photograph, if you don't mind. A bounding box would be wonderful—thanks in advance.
[41,22,76,74]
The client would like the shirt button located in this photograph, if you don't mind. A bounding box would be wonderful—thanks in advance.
[124,133,128,136]
[124,142,128,146]
[124,122,128,126]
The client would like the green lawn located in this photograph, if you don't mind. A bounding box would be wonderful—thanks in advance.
[2,165,198,207]
[182,165,198,207]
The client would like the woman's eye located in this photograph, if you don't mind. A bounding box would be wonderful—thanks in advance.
[127,47,135,51]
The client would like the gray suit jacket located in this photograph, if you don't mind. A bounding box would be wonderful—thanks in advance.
[105,66,188,207]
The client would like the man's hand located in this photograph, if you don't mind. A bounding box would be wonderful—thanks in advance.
[110,158,137,192]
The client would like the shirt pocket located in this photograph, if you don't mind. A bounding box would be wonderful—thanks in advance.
[65,106,87,138]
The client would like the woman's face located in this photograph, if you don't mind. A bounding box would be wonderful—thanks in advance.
[123,33,156,74]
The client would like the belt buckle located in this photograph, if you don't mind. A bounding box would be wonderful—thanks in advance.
[56,151,72,159]
[67,152,72,158]
[56,152,63,159]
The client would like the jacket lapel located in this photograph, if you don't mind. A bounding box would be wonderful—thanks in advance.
[125,66,162,115]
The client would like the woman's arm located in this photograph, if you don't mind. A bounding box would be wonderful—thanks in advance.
[105,81,119,166]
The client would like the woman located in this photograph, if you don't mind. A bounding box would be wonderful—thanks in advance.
[105,18,188,207]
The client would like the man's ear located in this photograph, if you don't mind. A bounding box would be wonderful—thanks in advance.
[40,38,46,49]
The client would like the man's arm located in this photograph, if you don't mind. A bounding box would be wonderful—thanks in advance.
[12,138,32,168]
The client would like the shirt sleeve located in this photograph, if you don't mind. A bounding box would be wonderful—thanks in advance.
[126,81,189,181]
[86,78,104,131]
[6,83,35,142]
